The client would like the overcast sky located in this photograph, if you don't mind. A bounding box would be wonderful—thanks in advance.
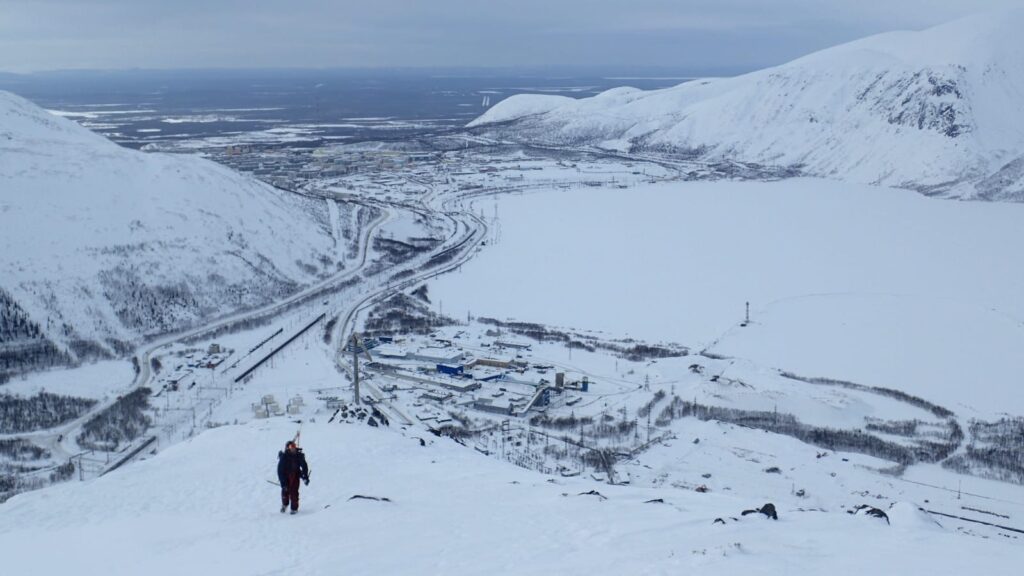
[0,0,1018,73]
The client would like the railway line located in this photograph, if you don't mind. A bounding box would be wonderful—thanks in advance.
[19,151,551,482]
[22,196,391,470]
[95,177,491,473]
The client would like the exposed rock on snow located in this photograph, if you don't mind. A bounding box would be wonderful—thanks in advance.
[742,502,779,520]
[851,504,890,524]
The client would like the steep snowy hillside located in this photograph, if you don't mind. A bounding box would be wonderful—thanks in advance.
[0,90,340,372]
[2,421,1020,576]
[469,10,1024,200]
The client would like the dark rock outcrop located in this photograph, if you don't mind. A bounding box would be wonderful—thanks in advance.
[742,502,778,520]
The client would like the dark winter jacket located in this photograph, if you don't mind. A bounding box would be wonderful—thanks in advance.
[277,448,309,485]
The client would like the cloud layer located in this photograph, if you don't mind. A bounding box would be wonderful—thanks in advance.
[0,0,1019,72]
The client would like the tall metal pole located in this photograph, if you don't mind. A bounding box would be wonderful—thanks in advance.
[352,334,361,405]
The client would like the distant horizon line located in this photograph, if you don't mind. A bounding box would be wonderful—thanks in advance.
[0,64,754,78]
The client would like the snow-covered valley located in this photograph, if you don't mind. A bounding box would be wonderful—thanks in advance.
[6,141,1022,572]
[3,9,1024,575]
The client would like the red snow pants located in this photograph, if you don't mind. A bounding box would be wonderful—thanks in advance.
[281,472,301,511]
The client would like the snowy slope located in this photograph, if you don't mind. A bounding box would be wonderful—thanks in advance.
[469,10,1024,200]
[0,90,338,365]
[1,420,1020,576]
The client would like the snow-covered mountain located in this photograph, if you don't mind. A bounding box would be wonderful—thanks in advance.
[0,90,339,372]
[469,10,1024,200]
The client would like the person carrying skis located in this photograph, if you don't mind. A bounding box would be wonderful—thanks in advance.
[277,440,309,514]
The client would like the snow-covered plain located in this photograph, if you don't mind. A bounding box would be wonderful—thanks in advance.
[2,420,1020,576]
[431,179,1024,415]
[0,360,132,399]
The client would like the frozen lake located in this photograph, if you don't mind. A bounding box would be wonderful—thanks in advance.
[431,178,1024,414]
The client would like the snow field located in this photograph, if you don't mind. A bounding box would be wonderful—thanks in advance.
[1,420,1019,576]
[712,293,1024,415]
[430,179,1024,419]
[0,360,133,400]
